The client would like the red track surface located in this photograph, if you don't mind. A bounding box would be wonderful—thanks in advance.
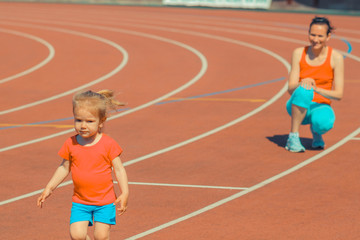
[0,3,359,239]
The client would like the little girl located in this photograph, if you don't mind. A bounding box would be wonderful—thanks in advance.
[37,90,129,240]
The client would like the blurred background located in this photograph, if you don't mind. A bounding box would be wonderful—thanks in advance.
[1,0,360,12]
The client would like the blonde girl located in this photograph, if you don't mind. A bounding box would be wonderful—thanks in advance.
[37,90,129,240]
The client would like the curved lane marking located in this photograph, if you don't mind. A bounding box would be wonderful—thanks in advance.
[124,15,360,45]
[0,23,128,115]
[113,20,359,61]
[0,28,55,84]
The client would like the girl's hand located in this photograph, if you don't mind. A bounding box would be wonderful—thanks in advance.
[114,194,128,216]
[37,188,52,208]
[300,78,316,90]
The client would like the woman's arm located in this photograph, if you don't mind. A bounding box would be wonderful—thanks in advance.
[37,159,70,208]
[314,50,344,100]
[288,47,303,94]
[112,156,129,215]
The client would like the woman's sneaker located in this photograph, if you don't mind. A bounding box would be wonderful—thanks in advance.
[311,127,325,149]
[285,132,305,152]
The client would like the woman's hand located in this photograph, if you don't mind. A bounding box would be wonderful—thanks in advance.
[300,78,316,90]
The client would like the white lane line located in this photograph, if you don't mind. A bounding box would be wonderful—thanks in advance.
[0,28,55,84]
[39,15,357,63]
[2,9,360,40]
[125,127,360,240]
[118,15,360,43]
[122,11,360,36]
[111,20,360,62]
[0,129,73,153]
[352,137,360,140]
[0,23,128,115]
[0,181,247,206]
[127,182,247,190]
[0,181,72,206]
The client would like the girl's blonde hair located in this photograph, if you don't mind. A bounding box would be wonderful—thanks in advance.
[73,89,125,122]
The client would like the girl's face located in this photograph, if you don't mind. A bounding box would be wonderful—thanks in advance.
[73,107,103,141]
[308,24,330,50]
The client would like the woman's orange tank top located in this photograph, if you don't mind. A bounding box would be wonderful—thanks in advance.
[299,46,333,105]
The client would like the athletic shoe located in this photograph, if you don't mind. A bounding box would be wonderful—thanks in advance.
[285,132,305,152]
[311,126,325,149]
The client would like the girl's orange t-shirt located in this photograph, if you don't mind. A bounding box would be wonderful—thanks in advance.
[299,46,334,105]
[58,133,122,206]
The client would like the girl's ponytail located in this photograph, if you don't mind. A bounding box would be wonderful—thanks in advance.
[97,89,126,109]
[73,89,125,121]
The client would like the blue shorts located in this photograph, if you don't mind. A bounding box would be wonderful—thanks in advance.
[70,202,116,226]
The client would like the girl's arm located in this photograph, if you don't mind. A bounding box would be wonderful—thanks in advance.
[314,50,344,100]
[37,159,70,208]
[112,156,129,216]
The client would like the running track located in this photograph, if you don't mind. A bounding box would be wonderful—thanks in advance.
[0,2,359,239]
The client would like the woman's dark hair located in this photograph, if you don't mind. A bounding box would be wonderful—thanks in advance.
[309,16,334,35]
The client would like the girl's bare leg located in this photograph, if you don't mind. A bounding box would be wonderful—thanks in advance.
[94,222,111,240]
[70,221,91,240]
